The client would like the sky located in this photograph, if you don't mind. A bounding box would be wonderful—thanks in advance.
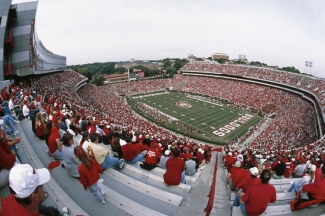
[12,0,325,78]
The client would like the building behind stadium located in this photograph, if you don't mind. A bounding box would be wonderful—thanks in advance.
[0,0,66,82]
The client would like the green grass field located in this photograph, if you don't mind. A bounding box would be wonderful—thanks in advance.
[129,91,262,145]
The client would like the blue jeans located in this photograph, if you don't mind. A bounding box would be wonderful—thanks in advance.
[88,182,104,202]
[2,115,17,132]
[125,154,144,164]
[181,170,186,184]
[240,203,249,216]
[272,173,283,179]
[287,181,300,192]
[59,123,67,131]
[100,156,122,170]
[233,193,241,206]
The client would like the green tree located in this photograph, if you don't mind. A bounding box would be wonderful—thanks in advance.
[174,62,182,70]
[281,66,300,73]
[113,67,127,74]
[215,58,227,64]
[165,66,177,75]
[91,72,105,86]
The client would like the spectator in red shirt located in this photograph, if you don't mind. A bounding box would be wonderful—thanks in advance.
[75,146,106,204]
[122,136,144,164]
[2,164,65,216]
[226,161,241,187]
[163,150,186,185]
[0,135,17,188]
[140,145,161,171]
[240,170,276,216]
[48,126,63,160]
[293,166,325,210]
[196,148,205,166]
[35,112,45,140]
[229,161,251,191]
[233,167,260,206]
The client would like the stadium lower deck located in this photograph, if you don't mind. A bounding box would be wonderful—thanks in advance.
[0,116,324,215]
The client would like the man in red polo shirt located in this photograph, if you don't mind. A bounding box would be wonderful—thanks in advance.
[240,170,276,216]
[122,136,144,164]
[228,161,250,191]
[163,150,185,185]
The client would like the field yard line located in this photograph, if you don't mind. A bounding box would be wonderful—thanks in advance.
[133,92,261,142]
[139,94,248,132]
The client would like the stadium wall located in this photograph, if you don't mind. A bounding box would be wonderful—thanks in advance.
[0,0,66,81]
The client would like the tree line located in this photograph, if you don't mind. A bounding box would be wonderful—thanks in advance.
[68,58,188,86]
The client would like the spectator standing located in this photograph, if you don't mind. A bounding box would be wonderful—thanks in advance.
[74,146,106,204]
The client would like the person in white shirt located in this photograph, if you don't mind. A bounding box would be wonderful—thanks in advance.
[22,100,30,118]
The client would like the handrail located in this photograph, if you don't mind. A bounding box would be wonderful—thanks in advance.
[204,152,218,216]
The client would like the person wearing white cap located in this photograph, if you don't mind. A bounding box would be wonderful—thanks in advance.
[239,170,276,216]
[2,164,68,216]
[233,167,260,207]
[157,150,170,169]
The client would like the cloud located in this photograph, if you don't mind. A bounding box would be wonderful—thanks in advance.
[12,0,325,77]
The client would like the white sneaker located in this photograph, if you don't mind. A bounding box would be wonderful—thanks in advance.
[290,181,293,185]
[97,178,104,183]
[102,200,106,204]
[284,190,287,193]
[13,131,19,136]
[119,159,125,169]
[58,207,68,215]
[15,120,20,124]
[101,190,105,196]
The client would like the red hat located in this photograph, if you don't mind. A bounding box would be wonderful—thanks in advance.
[23,100,28,104]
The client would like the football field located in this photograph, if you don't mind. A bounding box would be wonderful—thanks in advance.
[129,91,262,145]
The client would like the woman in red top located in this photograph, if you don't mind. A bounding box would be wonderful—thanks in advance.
[75,146,105,204]
[48,126,63,160]
[35,112,45,140]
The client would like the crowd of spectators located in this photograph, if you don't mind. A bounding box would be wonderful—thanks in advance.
[183,62,325,113]
[1,64,325,214]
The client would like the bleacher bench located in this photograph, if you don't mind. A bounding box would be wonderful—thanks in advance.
[232,204,292,216]
[230,191,296,201]
[104,168,183,206]
[124,163,191,192]
[133,161,197,184]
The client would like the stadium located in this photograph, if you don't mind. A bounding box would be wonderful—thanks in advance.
[0,0,325,216]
